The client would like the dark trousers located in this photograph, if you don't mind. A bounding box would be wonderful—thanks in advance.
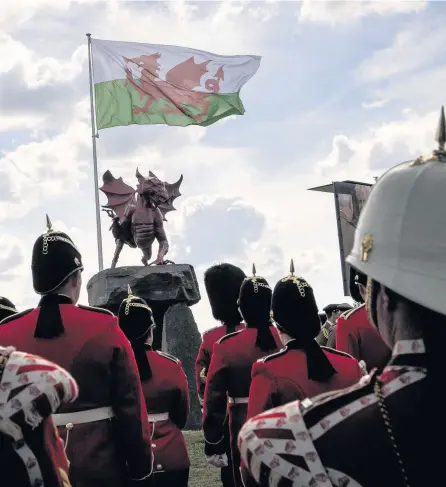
[153,468,189,487]
[221,453,234,487]
[220,420,235,487]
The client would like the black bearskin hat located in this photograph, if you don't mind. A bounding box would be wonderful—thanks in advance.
[31,215,83,294]
[0,297,16,322]
[118,286,155,381]
[349,265,367,304]
[238,270,272,328]
[272,273,320,340]
[204,263,246,326]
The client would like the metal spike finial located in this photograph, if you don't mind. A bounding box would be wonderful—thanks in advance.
[127,284,132,296]
[290,259,295,276]
[46,214,52,232]
[252,263,256,276]
[435,105,446,152]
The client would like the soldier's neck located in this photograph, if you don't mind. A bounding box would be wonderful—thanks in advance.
[389,311,423,347]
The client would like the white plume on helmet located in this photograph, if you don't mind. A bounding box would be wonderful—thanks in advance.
[347,106,446,316]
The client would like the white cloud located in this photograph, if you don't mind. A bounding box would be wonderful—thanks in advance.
[298,0,427,25]
[315,108,439,182]
[0,99,91,220]
[357,26,446,83]
[0,33,86,87]
[362,99,389,109]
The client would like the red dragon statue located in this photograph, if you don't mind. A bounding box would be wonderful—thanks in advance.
[100,169,183,268]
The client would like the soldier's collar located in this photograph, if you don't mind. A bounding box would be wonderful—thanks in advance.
[392,339,425,357]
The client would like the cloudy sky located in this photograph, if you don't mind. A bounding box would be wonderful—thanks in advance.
[0,0,443,332]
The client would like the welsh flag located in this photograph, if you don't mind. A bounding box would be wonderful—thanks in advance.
[90,38,261,130]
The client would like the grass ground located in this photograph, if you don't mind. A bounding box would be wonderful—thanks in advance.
[184,430,221,487]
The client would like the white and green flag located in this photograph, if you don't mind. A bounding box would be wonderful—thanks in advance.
[90,38,261,130]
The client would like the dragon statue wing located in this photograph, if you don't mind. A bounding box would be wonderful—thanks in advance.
[149,171,183,221]
[100,170,136,223]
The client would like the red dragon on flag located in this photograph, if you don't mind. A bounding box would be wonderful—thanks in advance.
[123,53,225,122]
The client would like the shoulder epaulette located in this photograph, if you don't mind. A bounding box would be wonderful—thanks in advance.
[217,330,242,344]
[340,303,365,320]
[77,304,114,316]
[320,346,355,360]
[156,350,179,364]
[0,309,33,325]
[203,325,221,336]
[257,347,287,363]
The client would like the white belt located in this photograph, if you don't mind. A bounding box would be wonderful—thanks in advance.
[53,407,114,427]
[149,412,169,422]
[228,397,249,404]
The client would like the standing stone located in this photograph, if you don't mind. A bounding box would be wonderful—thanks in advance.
[87,264,202,430]
[164,303,202,429]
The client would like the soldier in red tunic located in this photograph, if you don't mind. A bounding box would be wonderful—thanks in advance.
[335,266,391,372]
[195,263,247,487]
[0,345,78,487]
[0,216,153,487]
[118,287,190,487]
[238,110,446,487]
[247,263,363,419]
[203,266,282,487]
[0,297,17,322]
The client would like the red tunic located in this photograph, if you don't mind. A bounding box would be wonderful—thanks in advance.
[141,349,190,474]
[195,323,245,405]
[202,327,282,486]
[0,304,153,487]
[247,344,363,419]
[239,338,430,487]
[336,303,391,371]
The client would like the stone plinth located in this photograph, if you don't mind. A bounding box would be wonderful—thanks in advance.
[87,264,202,430]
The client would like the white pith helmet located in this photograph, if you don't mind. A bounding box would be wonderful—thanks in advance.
[347,106,446,315]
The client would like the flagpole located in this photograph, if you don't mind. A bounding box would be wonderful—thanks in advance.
[86,33,104,272]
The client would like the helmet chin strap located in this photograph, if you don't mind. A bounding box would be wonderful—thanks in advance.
[365,276,378,329]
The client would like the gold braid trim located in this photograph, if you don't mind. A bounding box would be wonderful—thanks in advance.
[280,275,311,297]
[374,377,411,487]
[124,293,152,316]
[244,276,271,294]
[365,276,376,327]
[42,232,80,256]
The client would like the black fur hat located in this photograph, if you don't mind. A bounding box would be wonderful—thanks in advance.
[204,263,246,328]
[0,297,16,322]
[272,274,320,340]
[31,215,83,294]
[349,265,367,304]
[118,286,155,381]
